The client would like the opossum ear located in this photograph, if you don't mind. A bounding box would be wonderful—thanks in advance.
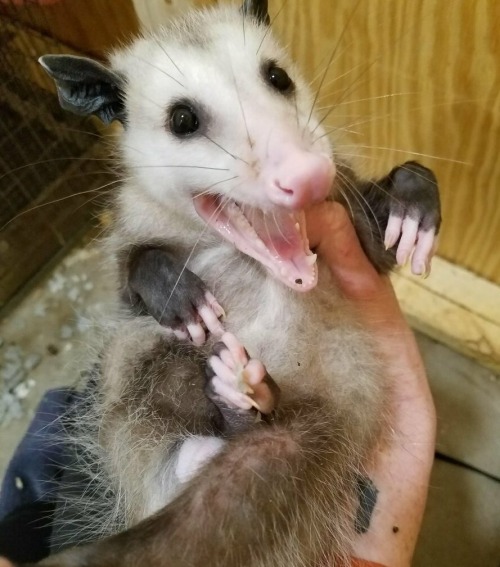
[39,54,125,124]
[241,0,270,25]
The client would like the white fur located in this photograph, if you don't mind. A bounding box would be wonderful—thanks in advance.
[175,436,226,484]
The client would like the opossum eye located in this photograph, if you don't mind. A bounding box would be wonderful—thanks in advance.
[169,104,199,136]
[264,62,294,95]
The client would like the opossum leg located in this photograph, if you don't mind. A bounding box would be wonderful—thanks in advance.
[122,246,225,345]
[205,332,281,434]
[337,160,441,275]
[98,324,227,522]
[33,393,366,567]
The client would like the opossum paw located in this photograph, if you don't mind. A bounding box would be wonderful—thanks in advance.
[168,291,225,346]
[383,161,441,277]
[206,333,279,431]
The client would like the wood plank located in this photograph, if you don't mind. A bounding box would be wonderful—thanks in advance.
[392,256,500,371]
[417,332,500,478]
[414,460,500,567]
[130,0,219,30]
[0,0,139,57]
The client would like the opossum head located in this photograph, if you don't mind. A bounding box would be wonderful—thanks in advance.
[39,1,335,292]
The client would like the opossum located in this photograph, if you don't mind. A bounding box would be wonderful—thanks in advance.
[29,0,440,565]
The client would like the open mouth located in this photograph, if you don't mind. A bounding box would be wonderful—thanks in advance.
[193,195,318,292]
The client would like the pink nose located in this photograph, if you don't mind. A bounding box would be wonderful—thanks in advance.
[265,150,335,209]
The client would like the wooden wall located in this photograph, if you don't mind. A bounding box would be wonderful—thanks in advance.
[270,0,500,285]
[0,0,139,56]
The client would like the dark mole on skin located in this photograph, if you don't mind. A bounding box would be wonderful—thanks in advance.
[295,278,302,284]
[392,526,399,534]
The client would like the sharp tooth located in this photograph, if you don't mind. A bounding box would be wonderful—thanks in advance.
[256,239,266,250]
[280,267,288,278]
[306,254,317,265]
[295,223,300,232]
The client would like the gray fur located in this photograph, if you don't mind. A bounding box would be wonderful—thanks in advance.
[122,245,210,329]
[241,0,270,25]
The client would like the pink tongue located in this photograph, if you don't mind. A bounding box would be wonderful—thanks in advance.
[250,210,302,259]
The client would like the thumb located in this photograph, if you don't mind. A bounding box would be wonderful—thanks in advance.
[306,202,385,301]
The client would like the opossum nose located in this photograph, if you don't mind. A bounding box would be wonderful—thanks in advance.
[267,152,335,210]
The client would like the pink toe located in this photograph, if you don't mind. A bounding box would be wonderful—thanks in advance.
[199,305,224,336]
[221,332,248,366]
[411,228,436,275]
[396,217,419,265]
[187,323,206,346]
[212,377,253,410]
[244,359,267,385]
[385,214,403,249]
[209,356,238,386]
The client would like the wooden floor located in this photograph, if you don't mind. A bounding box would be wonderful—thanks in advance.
[414,334,500,567]
[0,242,499,566]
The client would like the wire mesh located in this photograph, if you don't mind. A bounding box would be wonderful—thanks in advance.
[0,15,104,224]
[0,6,114,310]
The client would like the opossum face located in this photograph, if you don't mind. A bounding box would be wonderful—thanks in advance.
[42,4,335,292]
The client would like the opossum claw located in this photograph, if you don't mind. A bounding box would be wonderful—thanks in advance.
[205,291,226,319]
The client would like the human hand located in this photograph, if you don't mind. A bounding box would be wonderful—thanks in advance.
[306,202,436,567]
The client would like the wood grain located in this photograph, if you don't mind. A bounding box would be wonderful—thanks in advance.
[270,0,500,284]
[0,0,139,56]
[392,257,500,371]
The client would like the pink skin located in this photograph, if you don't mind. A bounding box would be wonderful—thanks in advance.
[262,146,335,210]
[208,333,275,415]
